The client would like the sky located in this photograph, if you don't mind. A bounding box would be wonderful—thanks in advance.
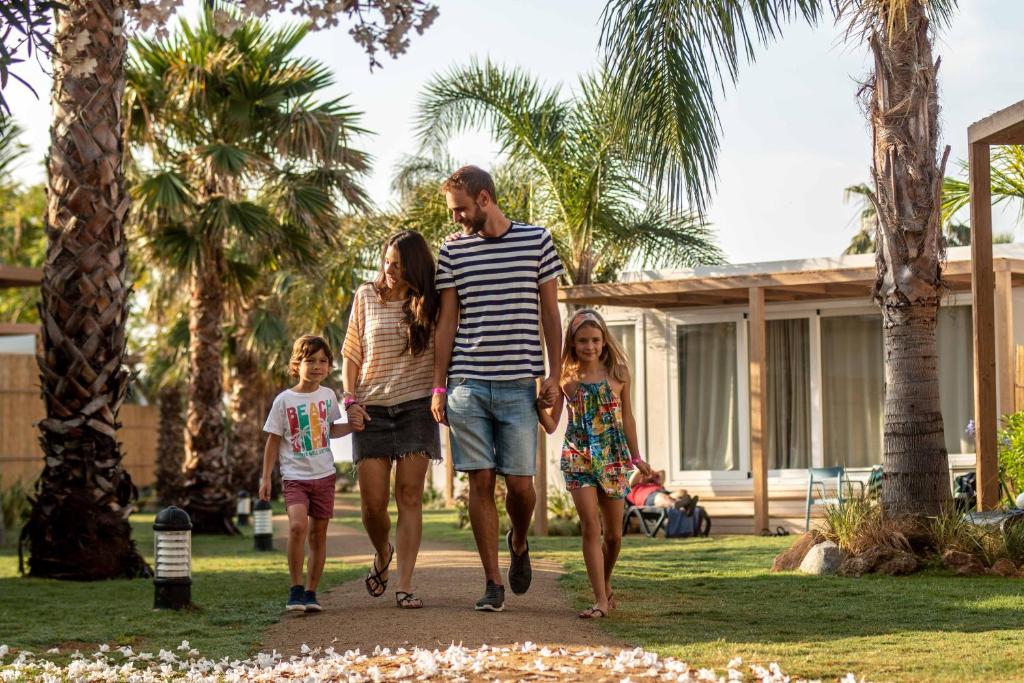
[4,0,1023,265]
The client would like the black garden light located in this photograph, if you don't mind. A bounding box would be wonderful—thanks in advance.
[236,490,252,526]
[153,506,192,610]
[253,498,274,551]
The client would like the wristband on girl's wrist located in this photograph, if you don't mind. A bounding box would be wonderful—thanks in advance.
[343,396,357,408]
[432,387,447,395]
[631,456,645,465]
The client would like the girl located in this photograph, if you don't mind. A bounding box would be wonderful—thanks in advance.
[342,230,441,610]
[538,309,652,619]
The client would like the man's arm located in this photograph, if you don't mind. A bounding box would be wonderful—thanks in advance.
[431,287,459,425]
[538,278,562,405]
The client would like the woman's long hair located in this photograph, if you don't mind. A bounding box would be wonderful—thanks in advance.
[373,230,439,356]
[561,308,631,384]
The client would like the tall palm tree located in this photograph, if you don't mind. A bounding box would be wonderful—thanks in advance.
[415,61,726,284]
[601,0,959,516]
[20,0,150,579]
[125,11,370,533]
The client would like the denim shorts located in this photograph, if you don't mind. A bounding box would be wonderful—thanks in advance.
[446,377,538,476]
[352,396,441,464]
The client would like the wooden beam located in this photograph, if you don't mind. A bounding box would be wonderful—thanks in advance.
[0,324,40,336]
[748,287,769,533]
[995,269,1015,419]
[534,427,548,536]
[443,426,455,507]
[970,141,999,511]
[0,265,42,289]
[968,99,1024,145]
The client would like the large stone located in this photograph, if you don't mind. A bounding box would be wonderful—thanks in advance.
[799,541,844,575]
[942,549,987,576]
[990,558,1018,577]
[771,530,824,572]
[875,550,919,576]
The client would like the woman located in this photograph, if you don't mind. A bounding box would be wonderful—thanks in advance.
[341,230,441,609]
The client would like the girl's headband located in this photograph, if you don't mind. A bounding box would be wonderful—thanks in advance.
[569,311,602,337]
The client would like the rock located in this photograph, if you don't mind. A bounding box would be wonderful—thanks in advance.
[771,530,823,572]
[875,550,919,576]
[799,541,844,575]
[991,558,1018,577]
[942,549,987,576]
[838,545,887,577]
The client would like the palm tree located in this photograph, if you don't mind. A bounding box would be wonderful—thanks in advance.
[125,11,371,533]
[415,61,726,285]
[942,145,1024,240]
[601,0,958,516]
[20,0,150,579]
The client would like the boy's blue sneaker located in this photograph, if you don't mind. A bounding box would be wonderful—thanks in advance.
[303,590,322,612]
[287,585,306,611]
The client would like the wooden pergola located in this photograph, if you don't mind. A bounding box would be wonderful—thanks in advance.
[0,265,42,339]
[969,99,1024,510]
[561,251,1024,531]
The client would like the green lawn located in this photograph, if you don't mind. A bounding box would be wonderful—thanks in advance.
[0,514,360,662]
[417,505,1024,683]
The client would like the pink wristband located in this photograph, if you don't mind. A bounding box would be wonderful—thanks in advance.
[343,396,356,408]
[631,457,644,465]
[432,387,448,395]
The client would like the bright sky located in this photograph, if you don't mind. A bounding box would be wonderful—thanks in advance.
[5,0,1022,264]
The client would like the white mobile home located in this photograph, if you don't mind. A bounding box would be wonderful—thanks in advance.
[553,245,1024,533]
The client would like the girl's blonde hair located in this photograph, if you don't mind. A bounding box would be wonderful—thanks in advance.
[561,308,631,384]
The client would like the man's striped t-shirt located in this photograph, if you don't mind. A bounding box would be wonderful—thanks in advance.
[436,222,564,381]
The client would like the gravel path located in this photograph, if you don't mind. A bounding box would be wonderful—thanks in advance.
[260,500,628,656]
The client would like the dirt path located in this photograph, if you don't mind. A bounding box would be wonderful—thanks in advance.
[260,499,628,656]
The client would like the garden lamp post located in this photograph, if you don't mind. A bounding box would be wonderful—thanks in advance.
[253,498,274,551]
[153,506,192,610]
[236,491,252,526]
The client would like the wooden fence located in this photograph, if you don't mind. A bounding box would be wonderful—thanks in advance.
[0,354,158,487]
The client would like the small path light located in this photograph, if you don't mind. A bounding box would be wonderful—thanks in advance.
[236,491,252,526]
[153,506,192,610]
[254,498,274,551]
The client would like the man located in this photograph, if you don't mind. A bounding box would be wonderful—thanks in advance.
[431,165,563,612]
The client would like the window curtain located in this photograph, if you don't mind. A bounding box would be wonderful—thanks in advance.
[822,315,884,468]
[608,323,637,403]
[937,306,974,455]
[766,319,811,469]
[678,322,739,471]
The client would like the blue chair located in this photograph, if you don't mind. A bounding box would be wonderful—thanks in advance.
[804,467,864,530]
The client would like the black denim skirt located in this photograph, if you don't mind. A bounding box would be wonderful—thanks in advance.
[352,396,441,464]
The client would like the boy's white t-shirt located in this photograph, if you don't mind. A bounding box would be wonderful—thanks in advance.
[263,386,341,481]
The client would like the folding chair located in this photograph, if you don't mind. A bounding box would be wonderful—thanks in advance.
[622,504,669,537]
[804,466,864,530]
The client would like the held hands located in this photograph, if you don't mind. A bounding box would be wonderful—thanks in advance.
[538,375,560,408]
[345,401,370,432]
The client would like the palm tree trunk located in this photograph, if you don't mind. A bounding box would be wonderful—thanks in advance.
[228,348,265,495]
[182,240,238,534]
[869,2,952,516]
[20,0,150,579]
[156,384,185,507]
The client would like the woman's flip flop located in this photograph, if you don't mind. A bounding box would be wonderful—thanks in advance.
[578,606,607,619]
[395,591,423,609]
[364,543,394,597]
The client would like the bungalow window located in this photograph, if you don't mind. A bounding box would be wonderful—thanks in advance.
[678,322,740,471]
[937,306,974,455]
[607,323,637,403]
[821,314,885,468]
[766,319,812,469]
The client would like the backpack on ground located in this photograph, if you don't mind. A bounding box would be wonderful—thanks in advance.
[664,505,711,538]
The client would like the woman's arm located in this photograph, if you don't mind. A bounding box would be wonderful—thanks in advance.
[620,380,652,476]
[431,288,459,425]
[259,434,281,500]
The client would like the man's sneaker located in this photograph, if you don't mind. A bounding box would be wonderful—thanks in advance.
[286,585,305,611]
[474,580,505,612]
[506,529,532,595]
[303,590,322,612]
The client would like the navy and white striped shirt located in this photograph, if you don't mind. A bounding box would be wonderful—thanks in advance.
[437,222,564,380]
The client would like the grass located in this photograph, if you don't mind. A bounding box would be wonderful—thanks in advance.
[415,504,1024,682]
[0,513,360,662]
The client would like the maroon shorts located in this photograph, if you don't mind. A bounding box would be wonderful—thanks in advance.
[283,474,336,519]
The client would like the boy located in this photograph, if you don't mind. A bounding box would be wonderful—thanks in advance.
[260,335,364,612]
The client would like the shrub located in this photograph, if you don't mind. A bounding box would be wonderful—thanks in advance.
[546,488,580,536]
[819,498,910,555]
[334,462,356,492]
[1,477,31,544]
[997,411,1024,504]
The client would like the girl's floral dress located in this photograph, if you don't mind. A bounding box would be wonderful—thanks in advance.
[560,379,633,498]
